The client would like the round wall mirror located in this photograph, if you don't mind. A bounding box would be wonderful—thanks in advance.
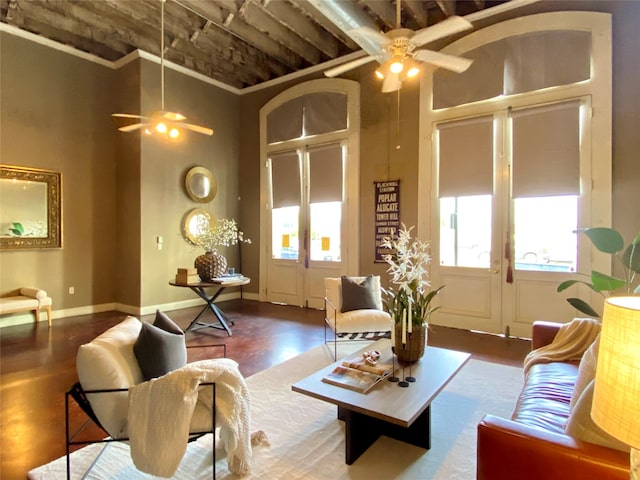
[183,208,214,244]
[185,166,217,203]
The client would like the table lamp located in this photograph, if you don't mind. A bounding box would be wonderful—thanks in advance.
[592,296,640,480]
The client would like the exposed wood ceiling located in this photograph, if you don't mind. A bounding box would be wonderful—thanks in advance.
[0,0,511,90]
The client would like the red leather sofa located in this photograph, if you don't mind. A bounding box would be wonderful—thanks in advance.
[476,321,629,480]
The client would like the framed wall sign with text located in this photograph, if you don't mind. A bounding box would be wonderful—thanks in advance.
[374,180,400,262]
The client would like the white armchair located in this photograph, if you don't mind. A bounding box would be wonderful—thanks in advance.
[67,315,225,479]
[324,276,392,358]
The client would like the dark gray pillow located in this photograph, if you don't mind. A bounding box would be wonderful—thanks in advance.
[134,310,187,381]
[340,275,378,312]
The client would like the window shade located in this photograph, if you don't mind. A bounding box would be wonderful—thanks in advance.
[433,30,591,109]
[511,101,581,198]
[438,116,494,198]
[304,93,348,136]
[309,143,343,203]
[266,98,303,144]
[270,151,301,208]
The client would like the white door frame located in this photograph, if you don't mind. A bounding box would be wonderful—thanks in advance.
[259,79,361,304]
[417,12,612,336]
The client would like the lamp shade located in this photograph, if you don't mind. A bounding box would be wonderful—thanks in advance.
[592,296,640,449]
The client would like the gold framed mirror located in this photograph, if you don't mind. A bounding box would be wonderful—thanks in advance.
[183,208,214,245]
[0,165,62,249]
[185,166,217,203]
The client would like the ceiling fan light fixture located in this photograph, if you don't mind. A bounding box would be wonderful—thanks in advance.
[406,61,420,78]
[389,56,404,74]
[111,0,212,138]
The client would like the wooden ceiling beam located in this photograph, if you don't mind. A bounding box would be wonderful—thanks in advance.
[358,0,397,30]
[260,0,340,59]
[435,0,457,17]
[12,1,132,57]
[287,0,360,51]
[177,0,303,71]
[239,1,321,65]
[403,0,429,28]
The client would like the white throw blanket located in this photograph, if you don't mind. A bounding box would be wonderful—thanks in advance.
[128,358,261,478]
[523,317,601,375]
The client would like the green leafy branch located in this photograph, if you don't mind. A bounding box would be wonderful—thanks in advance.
[557,227,640,317]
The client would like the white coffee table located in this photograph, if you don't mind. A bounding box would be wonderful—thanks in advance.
[292,338,470,464]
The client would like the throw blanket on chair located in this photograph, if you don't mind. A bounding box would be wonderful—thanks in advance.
[523,317,601,376]
[128,358,265,478]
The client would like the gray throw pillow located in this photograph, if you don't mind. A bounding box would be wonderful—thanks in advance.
[134,310,187,381]
[340,275,378,312]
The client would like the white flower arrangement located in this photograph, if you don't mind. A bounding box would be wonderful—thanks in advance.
[381,224,443,328]
[193,216,251,252]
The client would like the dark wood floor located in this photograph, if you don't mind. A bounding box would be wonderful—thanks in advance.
[0,299,531,480]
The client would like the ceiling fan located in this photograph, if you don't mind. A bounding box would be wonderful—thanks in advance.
[112,0,213,138]
[324,2,474,93]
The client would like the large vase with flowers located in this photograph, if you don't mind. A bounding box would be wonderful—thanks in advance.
[191,217,250,282]
[381,224,444,363]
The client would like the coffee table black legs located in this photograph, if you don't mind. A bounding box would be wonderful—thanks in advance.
[185,286,235,336]
[338,405,431,465]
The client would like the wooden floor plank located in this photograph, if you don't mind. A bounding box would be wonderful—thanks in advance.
[0,299,530,479]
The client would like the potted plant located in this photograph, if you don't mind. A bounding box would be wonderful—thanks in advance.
[381,224,444,361]
[192,217,250,281]
[557,227,640,317]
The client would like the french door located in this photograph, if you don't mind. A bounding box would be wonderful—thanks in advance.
[266,142,347,308]
[431,99,592,337]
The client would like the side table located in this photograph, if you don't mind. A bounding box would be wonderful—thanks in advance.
[169,277,250,336]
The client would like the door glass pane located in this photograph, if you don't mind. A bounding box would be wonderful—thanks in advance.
[272,206,299,259]
[514,196,577,272]
[310,202,341,261]
[440,195,492,268]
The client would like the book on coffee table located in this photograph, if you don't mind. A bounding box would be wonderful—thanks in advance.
[341,354,394,376]
[322,365,390,393]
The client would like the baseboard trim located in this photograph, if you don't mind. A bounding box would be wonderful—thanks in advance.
[0,292,247,327]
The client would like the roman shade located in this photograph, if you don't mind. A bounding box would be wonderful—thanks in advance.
[438,115,494,198]
[511,100,581,198]
[270,151,301,209]
[308,143,343,204]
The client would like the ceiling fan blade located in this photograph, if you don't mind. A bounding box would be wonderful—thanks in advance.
[118,123,149,132]
[112,113,146,119]
[348,26,390,50]
[414,49,473,73]
[382,73,402,93]
[324,56,378,78]
[178,123,214,136]
[162,111,187,121]
[410,16,473,47]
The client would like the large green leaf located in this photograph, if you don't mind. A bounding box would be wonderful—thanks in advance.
[591,270,626,292]
[621,233,640,273]
[557,279,598,293]
[581,227,624,253]
[566,297,601,318]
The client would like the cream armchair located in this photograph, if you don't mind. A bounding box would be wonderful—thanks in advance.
[66,315,226,479]
[324,276,392,358]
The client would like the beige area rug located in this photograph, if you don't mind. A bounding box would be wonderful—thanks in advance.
[28,341,523,479]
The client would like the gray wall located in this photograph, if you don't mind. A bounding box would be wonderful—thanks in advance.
[0,34,240,317]
[1,33,118,310]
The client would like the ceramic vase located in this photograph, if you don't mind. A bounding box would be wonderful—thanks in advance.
[394,322,427,363]
[194,250,227,281]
